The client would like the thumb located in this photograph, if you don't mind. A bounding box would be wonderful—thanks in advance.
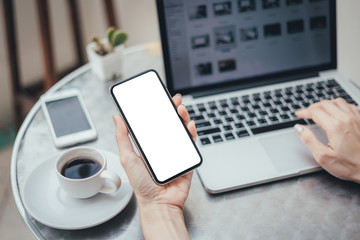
[112,115,135,158]
[293,124,329,165]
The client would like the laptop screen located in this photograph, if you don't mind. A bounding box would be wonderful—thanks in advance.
[156,0,336,95]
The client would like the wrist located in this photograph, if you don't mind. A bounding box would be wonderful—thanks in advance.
[138,198,183,214]
[138,202,190,240]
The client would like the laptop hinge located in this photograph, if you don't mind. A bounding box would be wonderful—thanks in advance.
[319,69,338,77]
[191,72,319,99]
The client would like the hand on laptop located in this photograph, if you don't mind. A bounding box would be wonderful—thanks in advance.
[294,98,360,183]
[113,93,194,240]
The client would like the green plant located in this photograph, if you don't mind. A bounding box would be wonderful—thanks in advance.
[91,26,128,56]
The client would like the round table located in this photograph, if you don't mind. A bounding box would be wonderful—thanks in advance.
[11,43,360,239]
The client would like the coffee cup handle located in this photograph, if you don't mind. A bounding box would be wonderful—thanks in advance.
[99,170,122,194]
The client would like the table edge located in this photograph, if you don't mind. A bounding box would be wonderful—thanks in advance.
[10,64,91,239]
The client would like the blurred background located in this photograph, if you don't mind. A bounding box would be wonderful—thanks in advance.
[0,0,360,239]
[0,0,160,142]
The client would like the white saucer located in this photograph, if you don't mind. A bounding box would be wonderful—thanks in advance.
[22,150,133,230]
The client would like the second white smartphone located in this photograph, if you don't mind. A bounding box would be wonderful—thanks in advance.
[110,70,202,184]
[41,89,97,148]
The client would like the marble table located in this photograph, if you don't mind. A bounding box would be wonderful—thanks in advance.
[11,43,360,239]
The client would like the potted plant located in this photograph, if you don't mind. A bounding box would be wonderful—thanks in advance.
[86,27,128,81]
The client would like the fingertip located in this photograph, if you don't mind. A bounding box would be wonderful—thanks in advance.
[177,103,185,110]
[188,119,195,127]
[178,104,188,114]
[187,120,197,141]
[177,104,183,113]
[178,104,190,124]
[113,114,124,126]
[187,119,195,131]
[294,124,304,135]
[294,123,312,140]
[172,93,182,107]
[294,123,309,142]
[113,115,119,126]
[293,123,328,161]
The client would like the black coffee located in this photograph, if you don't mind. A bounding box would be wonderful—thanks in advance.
[61,158,101,179]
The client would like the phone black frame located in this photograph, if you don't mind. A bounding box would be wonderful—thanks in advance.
[110,69,203,184]
[156,0,337,96]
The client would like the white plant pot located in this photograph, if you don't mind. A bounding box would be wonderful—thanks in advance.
[86,40,124,81]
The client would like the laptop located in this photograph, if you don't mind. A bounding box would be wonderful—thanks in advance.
[156,0,360,193]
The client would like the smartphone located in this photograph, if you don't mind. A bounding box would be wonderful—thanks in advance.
[110,70,202,184]
[41,89,97,148]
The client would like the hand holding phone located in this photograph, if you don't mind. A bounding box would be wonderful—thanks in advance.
[112,94,197,193]
[110,70,202,184]
[112,94,195,239]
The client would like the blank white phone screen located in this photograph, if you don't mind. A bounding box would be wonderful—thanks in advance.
[112,71,201,182]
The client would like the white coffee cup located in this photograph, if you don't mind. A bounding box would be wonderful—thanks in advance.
[56,147,121,199]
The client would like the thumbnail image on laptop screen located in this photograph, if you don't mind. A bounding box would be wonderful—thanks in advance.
[159,0,332,93]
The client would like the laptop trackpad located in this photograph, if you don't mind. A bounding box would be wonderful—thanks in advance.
[259,126,328,172]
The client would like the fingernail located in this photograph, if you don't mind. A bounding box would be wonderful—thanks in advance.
[294,124,303,133]
[176,93,182,98]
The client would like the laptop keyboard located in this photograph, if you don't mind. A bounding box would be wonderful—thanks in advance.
[187,79,358,146]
